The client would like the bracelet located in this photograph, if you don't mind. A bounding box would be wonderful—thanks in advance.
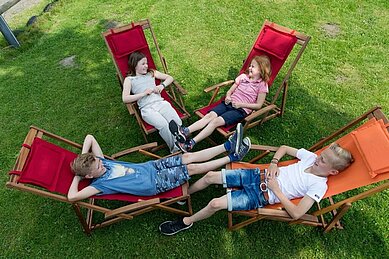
[270,158,279,164]
[161,82,166,88]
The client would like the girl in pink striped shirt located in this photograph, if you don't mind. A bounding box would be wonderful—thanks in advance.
[170,55,272,152]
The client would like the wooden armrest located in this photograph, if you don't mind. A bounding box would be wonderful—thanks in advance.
[172,80,187,95]
[111,142,158,159]
[250,144,279,152]
[244,104,277,122]
[257,208,318,222]
[105,198,160,219]
[203,80,234,93]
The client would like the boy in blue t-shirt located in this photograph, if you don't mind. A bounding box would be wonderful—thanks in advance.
[67,124,250,202]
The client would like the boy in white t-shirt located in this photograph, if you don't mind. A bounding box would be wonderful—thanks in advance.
[159,143,354,235]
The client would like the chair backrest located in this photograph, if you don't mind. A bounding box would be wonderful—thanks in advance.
[239,22,299,87]
[15,137,183,202]
[104,24,158,82]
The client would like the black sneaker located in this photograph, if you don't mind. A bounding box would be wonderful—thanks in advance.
[224,123,243,154]
[159,218,193,235]
[169,120,188,144]
[228,137,251,162]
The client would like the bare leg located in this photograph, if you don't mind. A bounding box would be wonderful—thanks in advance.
[181,144,226,164]
[188,171,223,195]
[187,112,218,133]
[192,116,225,143]
[183,195,228,225]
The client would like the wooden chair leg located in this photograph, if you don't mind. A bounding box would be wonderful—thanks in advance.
[324,203,351,233]
[72,203,91,235]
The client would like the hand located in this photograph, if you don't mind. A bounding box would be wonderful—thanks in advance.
[154,85,164,94]
[267,163,280,178]
[225,96,232,105]
[144,88,153,96]
[266,175,280,192]
[231,101,241,109]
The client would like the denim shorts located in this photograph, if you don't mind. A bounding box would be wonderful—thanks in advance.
[210,101,247,126]
[222,168,269,211]
[152,155,190,194]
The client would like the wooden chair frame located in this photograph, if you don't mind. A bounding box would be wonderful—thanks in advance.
[102,18,190,146]
[227,106,389,232]
[195,20,311,140]
[6,126,193,235]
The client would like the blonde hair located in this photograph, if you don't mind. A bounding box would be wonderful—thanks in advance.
[250,55,272,82]
[70,153,96,177]
[328,143,354,171]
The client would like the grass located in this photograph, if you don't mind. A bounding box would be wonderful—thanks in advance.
[1,0,389,257]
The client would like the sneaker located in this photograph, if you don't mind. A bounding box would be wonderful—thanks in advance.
[224,123,243,154]
[175,139,194,153]
[228,137,251,162]
[159,218,193,236]
[169,120,188,144]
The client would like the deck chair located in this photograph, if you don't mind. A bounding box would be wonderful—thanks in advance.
[6,126,192,235]
[227,106,389,233]
[195,20,310,140]
[102,18,190,146]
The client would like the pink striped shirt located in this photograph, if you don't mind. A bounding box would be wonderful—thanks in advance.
[231,74,268,114]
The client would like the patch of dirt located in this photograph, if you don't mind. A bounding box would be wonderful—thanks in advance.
[59,55,77,68]
[3,0,44,20]
[322,23,341,37]
[335,75,348,84]
[104,20,120,30]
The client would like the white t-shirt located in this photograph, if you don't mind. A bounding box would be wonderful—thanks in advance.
[268,149,328,204]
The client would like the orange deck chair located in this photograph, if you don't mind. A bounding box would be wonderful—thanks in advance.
[6,126,192,234]
[227,106,389,232]
[102,19,190,147]
[195,20,310,140]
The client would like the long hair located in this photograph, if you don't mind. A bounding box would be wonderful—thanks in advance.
[250,55,272,82]
[127,51,154,76]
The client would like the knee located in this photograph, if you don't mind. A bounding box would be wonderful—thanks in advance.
[208,117,224,127]
[186,163,198,173]
[208,198,224,211]
[204,171,218,184]
[204,112,217,120]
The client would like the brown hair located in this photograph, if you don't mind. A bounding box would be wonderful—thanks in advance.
[127,51,154,76]
[328,143,354,171]
[70,153,96,177]
[250,55,272,82]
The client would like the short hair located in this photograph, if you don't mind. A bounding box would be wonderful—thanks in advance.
[328,143,354,171]
[70,153,96,177]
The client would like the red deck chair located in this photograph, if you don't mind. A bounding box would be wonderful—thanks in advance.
[102,19,190,146]
[6,126,192,234]
[195,20,310,140]
[227,107,389,232]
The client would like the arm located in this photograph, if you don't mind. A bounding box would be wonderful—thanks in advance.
[153,70,174,93]
[67,176,100,202]
[225,82,239,104]
[81,134,104,156]
[232,92,266,110]
[68,135,103,201]
[267,178,316,220]
[267,145,298,178]
[122,77,153,103]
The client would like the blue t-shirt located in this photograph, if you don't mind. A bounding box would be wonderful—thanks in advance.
[90,158,157,196]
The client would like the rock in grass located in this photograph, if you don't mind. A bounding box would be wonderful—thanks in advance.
[322,23,341,37]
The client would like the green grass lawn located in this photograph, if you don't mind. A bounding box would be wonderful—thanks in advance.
[1,0,388,257]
